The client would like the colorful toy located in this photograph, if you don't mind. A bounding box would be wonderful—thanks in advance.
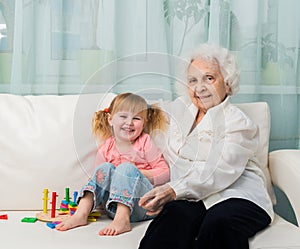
[0,214,8,220]
[46,221,61,229]
[73,191,78,203]
[21,217,37,223]
[43,188,49,213]
[36,188,101,223]
[46,222,57,229]
[51,192,58,218]
[64,188,70,203]
[36,187,80,223]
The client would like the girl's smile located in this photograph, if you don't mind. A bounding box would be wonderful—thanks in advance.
[108,111,145,144]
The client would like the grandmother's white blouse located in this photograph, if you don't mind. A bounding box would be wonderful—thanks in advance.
[162,96,274,220]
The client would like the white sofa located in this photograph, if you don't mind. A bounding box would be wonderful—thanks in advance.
[1,93,300,249]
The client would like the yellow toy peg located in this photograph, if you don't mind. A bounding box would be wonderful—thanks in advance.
[43,188,49,213]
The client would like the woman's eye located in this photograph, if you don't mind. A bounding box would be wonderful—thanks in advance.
[205,75,214,83]
[188,78,197,85]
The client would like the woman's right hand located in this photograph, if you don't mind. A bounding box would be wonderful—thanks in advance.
[139,184,176,216]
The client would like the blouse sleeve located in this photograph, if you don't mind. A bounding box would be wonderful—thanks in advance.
[168,105,259,200]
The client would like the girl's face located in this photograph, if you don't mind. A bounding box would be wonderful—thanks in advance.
[187,58,231,112]
[108,111,145,143]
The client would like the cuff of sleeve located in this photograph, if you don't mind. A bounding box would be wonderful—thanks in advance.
[167,180,187,199]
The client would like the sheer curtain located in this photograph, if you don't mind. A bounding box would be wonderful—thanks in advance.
[0,0,299,149]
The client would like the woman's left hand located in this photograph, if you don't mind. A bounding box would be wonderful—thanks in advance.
[139,184,176,216]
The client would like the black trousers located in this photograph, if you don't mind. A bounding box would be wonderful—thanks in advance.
[138,198,271,249]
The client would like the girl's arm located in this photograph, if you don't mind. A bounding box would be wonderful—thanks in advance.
[93,140,107,167]
[142,134,170,186]
[93,148,106,167]
[139,169,154,184]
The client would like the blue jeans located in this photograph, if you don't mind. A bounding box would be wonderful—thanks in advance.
[79,162,154,222]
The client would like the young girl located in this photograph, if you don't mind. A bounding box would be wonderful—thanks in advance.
[56,93,169,236]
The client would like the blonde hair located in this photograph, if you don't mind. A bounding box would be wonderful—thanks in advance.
[92,93,168,141]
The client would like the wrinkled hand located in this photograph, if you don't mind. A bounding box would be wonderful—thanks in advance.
[139,184,176,216]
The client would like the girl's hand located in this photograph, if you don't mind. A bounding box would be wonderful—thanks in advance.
[139,184,176,216]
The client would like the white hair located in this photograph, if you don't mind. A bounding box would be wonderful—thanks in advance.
[175,43,240,97]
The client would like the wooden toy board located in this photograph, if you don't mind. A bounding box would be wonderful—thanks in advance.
[36,211,71,222]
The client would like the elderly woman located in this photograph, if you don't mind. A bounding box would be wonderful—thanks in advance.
[138,44,274,249]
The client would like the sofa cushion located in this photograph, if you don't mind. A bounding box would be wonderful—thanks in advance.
[249,214,300,248]
[0,95,275,210]
[0,211,151,249]
[235,102,276,204]
[0,93,115,210]
[1,211,300,249]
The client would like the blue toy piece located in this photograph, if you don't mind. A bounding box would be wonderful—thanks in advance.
[73,191,78,203]
[46,222,57,229]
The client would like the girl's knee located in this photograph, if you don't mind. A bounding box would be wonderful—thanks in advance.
[95,162,115,174]
[93,163,115,184]
[115,162,139,177]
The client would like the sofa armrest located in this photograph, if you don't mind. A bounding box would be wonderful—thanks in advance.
[269,149,300,224]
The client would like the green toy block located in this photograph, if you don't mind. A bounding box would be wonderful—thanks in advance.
[21,217,38,223]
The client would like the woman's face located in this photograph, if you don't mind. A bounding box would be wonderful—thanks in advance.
[187,58,231,112]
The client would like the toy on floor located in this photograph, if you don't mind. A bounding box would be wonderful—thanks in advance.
[46,221,61,229]
[21,217,37,223]
[36,188,101,224]
[36,188,78,222]
[0,214,8,220]
[58,189,79,215]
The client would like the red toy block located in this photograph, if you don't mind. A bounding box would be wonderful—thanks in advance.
[0,214,8,220]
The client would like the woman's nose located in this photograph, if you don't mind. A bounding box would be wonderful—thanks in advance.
[193,81,206,91]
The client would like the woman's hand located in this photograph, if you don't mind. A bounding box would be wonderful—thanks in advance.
[139,184,176,216]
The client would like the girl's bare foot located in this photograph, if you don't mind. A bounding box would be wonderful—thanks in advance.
[56,213,88,231]
[56,191,93,231]
[98,217,131,236]
[99,202,131,236]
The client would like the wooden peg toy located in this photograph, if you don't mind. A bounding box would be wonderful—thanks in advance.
[37,188,79,222]
[51,192,58,218]
[64,188,70,203]
[73,191,78,203]
[43,188,49,213]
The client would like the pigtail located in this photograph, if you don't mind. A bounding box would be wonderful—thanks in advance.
[92,108,112,141]
[146,104,168,134]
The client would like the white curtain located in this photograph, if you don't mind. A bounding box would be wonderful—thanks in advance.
[0,0,299,150]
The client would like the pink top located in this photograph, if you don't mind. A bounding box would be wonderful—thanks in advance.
[94,133,170,186]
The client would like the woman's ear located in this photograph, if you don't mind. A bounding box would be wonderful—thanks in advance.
[225,82,232,95]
